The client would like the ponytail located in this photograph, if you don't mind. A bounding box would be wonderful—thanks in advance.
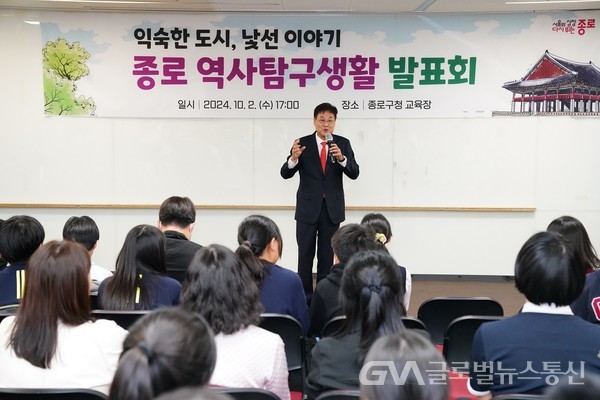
[235,241,265,286]
[109,345,155,400]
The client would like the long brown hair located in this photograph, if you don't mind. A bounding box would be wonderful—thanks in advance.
[10,240,92,368]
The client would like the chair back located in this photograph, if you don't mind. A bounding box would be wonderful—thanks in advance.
[0,388,107,399]
[492,395,545,400]
[92,309,150,329]
[442,315,505,373]
[258,313,306,395]
[211,388,281,400]
[400,316,427,331]
[417,296,504,344]
[320,315,346,338]
[314,389,361,400]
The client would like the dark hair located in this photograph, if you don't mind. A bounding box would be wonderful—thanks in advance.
[545,373,600,400]
[180,244,263,335]
[339,250,405,361]
[362,331,448,400]
[236,215,283,286]
[515,231,585,306]
[332,223,379,264]
[9,241,92,368]
[109,308,216,400]
[101,225,167,310]
[361,213,393,245]
[547,215,600,272]
[159,196,196,228]
[62,216,100,251]
[0,215,45,264]
[313,102,338,119]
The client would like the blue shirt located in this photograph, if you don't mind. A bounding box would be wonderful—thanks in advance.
[259,261,310,334]
[98,272,181,310]
[0,264,26,310]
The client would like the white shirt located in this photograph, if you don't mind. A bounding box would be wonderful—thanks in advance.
[210,325,290,400]
[0,316,127,395]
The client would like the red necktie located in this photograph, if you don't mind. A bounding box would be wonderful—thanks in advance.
[320,141,327,172]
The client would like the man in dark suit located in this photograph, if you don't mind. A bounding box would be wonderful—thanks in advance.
[281,102,359,299]
[158,196,203,283]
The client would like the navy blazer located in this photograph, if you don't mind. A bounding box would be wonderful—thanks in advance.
[281,132,359,225]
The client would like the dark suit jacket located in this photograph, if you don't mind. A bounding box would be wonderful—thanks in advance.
[280,132,359,224]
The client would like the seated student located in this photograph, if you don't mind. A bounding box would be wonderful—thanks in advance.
[98,225,181,310]
[236,214,309,333]
[0,241,126,394]
[62,215,113,293]
[308,223,380,337]
[360,213,411,312]
[549,217,600,324]
[180,244,290,400]
[361,331,449,400]
[109,307,216,400]
[158,196,203,283]
[0,215,45,310]
[468,231,600,399]
[547,215,599,274]
[0,219,7,270]
[306,250,406,400]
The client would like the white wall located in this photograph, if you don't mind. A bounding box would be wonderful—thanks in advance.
[2,9,600,276]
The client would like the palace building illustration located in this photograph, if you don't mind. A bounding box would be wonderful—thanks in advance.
[501,50,600,115]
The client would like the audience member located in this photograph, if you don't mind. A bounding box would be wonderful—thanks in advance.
[0,241,126,394]
[360,213,412,312]
[308,223,380,337]
[306,250,406,399]
[109,307,216,400]
[180,244,290,400]
[158,196,203,283]
[62,215,113,293]
[547,215,599,273]
[360,331,449,400]
[0,215,45,310]
[98,225,181,310]
[468,231,600,398]
[236,214,309,333]
[0,219,7,270]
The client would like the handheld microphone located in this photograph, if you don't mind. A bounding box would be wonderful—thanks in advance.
[326,133,335,163]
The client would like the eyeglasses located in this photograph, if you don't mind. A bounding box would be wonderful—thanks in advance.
[317,119,336,125]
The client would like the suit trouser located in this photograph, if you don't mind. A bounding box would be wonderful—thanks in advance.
[296,200,340,298]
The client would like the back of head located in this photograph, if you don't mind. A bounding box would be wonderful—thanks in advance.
[62,215,100,251]
[159,196,196,228]
[154,388,234,400]
[341,250,405,361]
[332,223,379,264]
[180,244,262,334]
[236,214,283,285]
[361,331,448,400]
[0,215,45,265]
[109,308,216,400]
[515,231,585,306]
[103,225,166,310]
[11,240,91,368]
[313,102,338,118]
[361,213,393,246]
[547,215,599,272]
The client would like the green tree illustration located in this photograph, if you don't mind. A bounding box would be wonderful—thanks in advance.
[42,38,96,116]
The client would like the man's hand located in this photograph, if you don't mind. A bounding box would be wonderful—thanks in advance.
[329,143,344,162]
[290,139,306,162]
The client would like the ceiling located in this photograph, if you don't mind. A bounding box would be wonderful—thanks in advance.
[0,0,599,14]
